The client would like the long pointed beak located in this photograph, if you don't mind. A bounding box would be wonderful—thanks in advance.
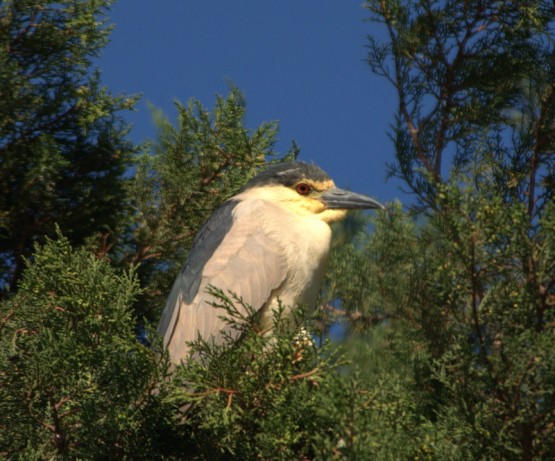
[321,187,385,210]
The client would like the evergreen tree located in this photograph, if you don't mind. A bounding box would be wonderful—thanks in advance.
[2,1,554,459]
[0,0,136,293]
[319,1,555,458]
[0,233,172,459]
[0,89,301,457]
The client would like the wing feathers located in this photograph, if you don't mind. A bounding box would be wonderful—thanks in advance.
[157,201,239,342]
[161,200,289,363]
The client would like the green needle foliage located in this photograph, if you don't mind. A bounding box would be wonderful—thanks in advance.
[169,294,344,460]
[319,1,555,458]
[0,232,169,459]
[0,0,137,293]
[1,0,554,459]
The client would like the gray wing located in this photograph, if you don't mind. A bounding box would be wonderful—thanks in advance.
[158,199,288,363]
[157,200,238,339]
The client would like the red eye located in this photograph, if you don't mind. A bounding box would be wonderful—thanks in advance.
[295,183,311,195]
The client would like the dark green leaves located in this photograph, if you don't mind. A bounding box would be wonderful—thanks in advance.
[0,232,169,459]
[0,0,137,293]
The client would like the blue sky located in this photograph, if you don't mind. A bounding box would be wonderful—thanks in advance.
[97,1,405,204]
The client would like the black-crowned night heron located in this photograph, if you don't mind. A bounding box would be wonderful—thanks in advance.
[158,161,384,364]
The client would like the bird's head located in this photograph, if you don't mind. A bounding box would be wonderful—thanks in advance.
[240,162,384,223]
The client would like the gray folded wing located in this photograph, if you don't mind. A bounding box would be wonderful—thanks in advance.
[157,199,288,362]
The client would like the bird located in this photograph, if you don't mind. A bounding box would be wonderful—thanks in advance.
[158,161,384,364]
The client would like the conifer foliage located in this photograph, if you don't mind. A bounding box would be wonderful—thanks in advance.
[0,0,136,292]
[1,0,554,459]
[321,1,555,458]
[0,233,169,458]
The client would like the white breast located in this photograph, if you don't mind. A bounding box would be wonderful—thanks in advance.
[252,202,332,330]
